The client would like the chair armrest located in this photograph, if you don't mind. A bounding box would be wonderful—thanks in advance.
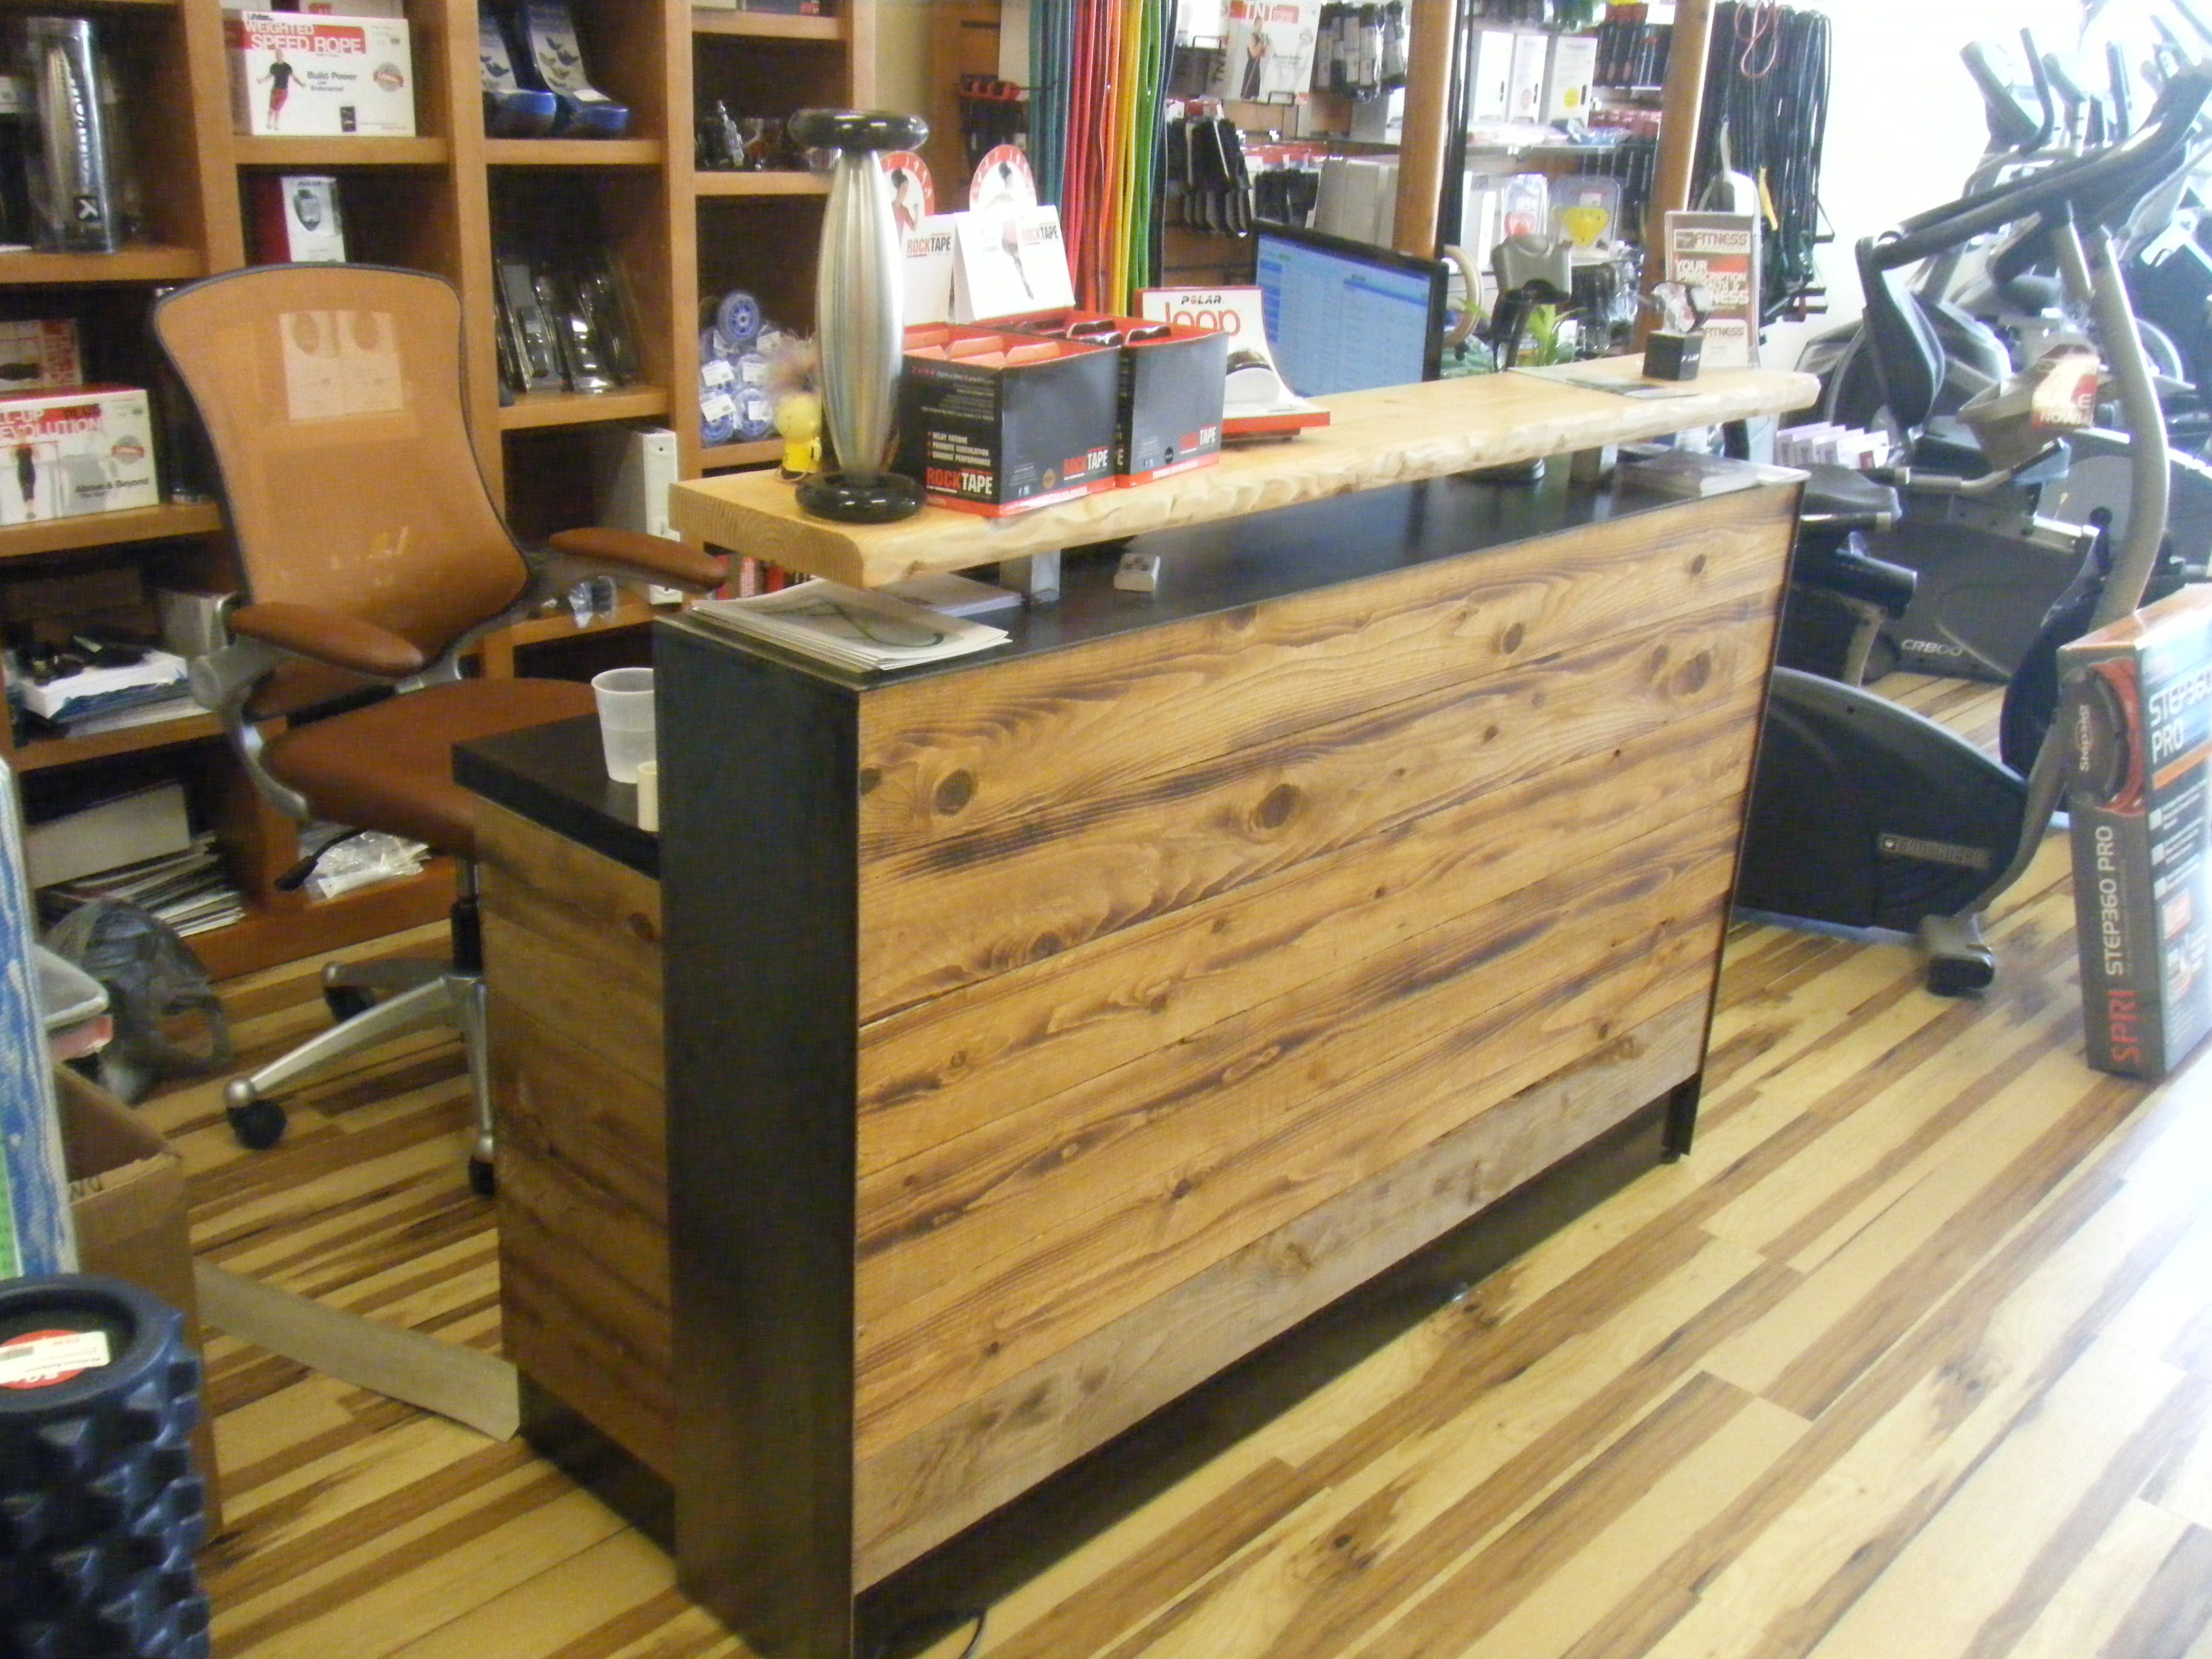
[546,527,725,592]
[226,603,427,680]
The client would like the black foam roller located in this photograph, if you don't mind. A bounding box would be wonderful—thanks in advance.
[0,1275,209,1659]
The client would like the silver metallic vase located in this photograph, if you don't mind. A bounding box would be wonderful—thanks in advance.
[788,109,927,524]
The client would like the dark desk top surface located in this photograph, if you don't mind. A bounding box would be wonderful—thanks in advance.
[457,468,1788,879]
[457,716,660,879]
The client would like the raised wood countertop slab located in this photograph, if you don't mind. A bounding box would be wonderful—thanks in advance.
[668,360,1819,588]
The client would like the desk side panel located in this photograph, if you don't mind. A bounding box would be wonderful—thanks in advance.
[659,624,862,1659]
[478,800,673,1478]
[848,489,1797,1548]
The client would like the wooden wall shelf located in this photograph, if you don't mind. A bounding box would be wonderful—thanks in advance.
[233,136,452,168]
[0,247,203,284]
[484,138,666,167]
[694,170,830,197]
[699,438,780,471]
[0,503,224,561]
[498,387,674,431]
[13,714,224,773]
[691,10,846,41]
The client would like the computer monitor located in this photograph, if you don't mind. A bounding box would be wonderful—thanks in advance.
[1255,225,1446,398]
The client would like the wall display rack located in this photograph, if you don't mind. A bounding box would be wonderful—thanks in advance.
[0,0,872,979]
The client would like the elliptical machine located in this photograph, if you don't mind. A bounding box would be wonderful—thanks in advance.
[1737,64,2212,996]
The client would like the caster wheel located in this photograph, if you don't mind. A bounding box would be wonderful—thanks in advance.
[468,1158,495,1198]
[1926,951,1995,998]
[323,985,375,1023]
[226,1099,287,1151]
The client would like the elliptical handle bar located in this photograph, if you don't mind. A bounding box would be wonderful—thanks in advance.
[2111,42,2134,137]
[1871,64,2212,272]
[2023,29,2057,151]
[2173,0,2212,49]
[1962,42,2046,152]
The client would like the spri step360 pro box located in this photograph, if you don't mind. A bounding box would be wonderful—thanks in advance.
[2060,585,2212,1077]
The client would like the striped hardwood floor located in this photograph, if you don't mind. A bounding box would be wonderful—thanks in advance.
[144,671,2212,1659]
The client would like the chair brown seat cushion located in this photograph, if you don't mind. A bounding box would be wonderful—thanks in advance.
[262,677,599,859]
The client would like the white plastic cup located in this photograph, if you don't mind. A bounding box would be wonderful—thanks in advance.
[592,667,656,783]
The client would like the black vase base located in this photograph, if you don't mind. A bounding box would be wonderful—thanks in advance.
[797,470,925,524]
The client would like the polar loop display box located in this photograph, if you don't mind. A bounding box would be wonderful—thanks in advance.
[897,326,1121,518]
[1003,311,1229,486]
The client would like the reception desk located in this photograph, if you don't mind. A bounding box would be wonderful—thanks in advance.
[460,366,1814,1659]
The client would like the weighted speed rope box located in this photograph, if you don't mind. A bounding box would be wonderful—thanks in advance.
[897,325,1119,517]
[2059,585,2212,1078]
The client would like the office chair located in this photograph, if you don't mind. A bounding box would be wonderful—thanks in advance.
[152,264,722,1194]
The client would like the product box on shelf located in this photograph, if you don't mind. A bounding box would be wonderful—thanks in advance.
[0,321,81,393]
[226,12,416,138]
[1542,33,1598,123]
[897,325,1120,517]
[2060,585,2212,1079]
[247,174,347,263]
[0,387,158,526]
[1005,312,1228,485]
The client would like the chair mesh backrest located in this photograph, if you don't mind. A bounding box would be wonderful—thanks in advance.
[152,265,528,664]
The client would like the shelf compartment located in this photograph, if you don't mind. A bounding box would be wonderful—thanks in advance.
[13,712,223,773]
[694,170,829,198]
[498,386,672,431]
[484,138,667,167]
[699,439,780,471]
[492,597,668,651]
[235,136,451,169]
[188,859,457,982]
[0,503,224,561]
[0,246,203,285]
[692,10,847,41]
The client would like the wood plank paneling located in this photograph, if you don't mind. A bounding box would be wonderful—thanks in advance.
[850,996,1710,1585]
[856,695,1761,1179]
[478,801,671,1480]
[854,806,1745,1455]
[856,585,1777,1021]
[856,485,1795,863]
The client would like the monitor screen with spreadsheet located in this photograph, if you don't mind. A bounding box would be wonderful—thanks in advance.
[1256,225,1446,398]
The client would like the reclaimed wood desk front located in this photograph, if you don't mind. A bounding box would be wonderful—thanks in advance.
[467,370,1815,1659]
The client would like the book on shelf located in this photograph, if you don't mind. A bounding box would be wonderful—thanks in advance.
[688,580,1011,673]
[41,836,246,940]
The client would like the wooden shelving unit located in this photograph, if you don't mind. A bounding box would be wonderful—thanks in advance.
[0,504,224,561]
[692,10,847,41]
[497,386,674,431]
[694,170,829,197]
[483,138,666,166]
[699,438,780,471]
[232,136,452,167]
[0,0,882,979]
[12,714,225,773]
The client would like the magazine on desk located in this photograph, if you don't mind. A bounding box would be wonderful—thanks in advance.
[688,580,1011,674]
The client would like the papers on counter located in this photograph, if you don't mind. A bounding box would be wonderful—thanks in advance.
[688,580,1010,674]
